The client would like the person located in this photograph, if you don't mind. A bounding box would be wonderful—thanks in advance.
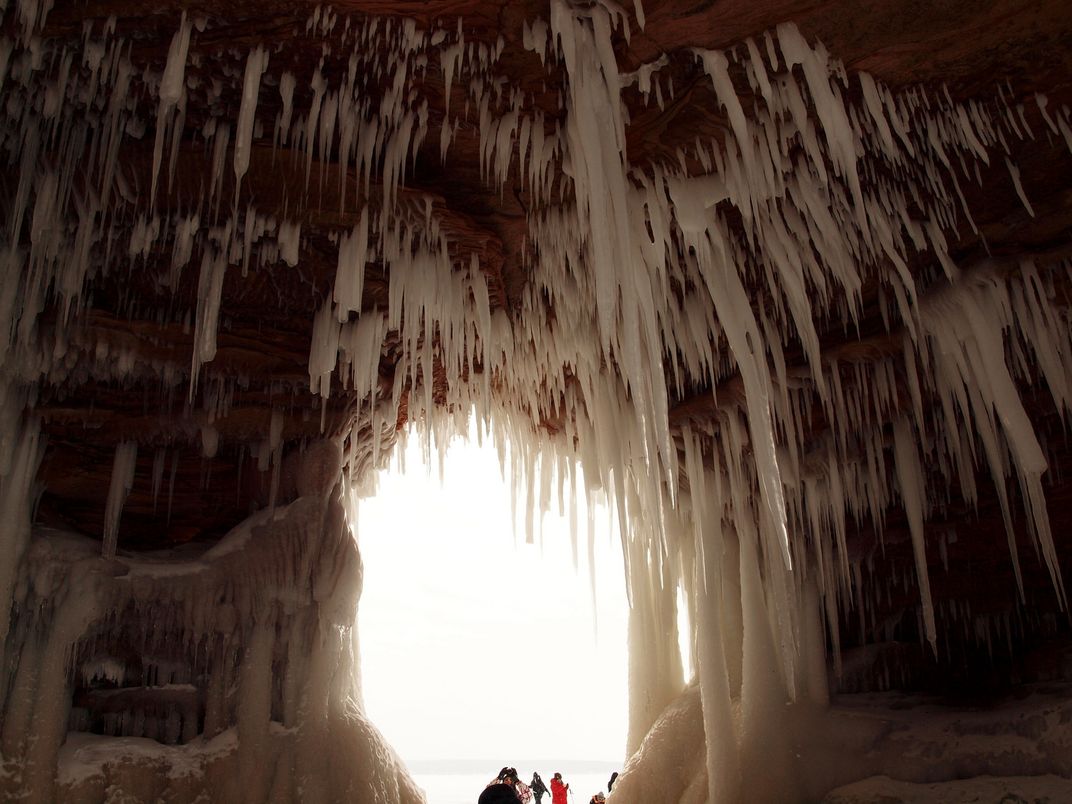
[550,772,569,804]
[530,772,550,804]
[486,768,531,803]
[514,774,533,803]
[589,794,606,804]
[607,772,618,792]
[479,785,521,804]
[484,768,519,802]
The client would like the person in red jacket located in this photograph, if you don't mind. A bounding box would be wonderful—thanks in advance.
[550,772,569,804]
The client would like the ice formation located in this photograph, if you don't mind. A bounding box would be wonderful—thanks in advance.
[0,0,1070,801]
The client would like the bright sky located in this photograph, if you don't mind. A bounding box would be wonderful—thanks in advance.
[354,426,630,763]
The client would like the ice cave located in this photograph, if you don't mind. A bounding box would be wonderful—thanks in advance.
[0,0,1071,801]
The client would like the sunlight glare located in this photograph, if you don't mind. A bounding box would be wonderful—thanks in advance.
[355,426,630,765]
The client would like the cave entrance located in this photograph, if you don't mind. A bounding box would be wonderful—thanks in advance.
[354,421,630,797]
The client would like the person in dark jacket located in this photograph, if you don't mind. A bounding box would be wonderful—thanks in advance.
[486,767,532,803]
[530,772,550,803]
[479,785,520,804]
[484,768,521,804]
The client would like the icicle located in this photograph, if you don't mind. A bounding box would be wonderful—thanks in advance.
[234,45,269,196]
[632,0,645,29]
[1005,157,1035,217]
[892,418,936,653]
[151,13,192,206]
[277,220,302,267]
[277,71,296,147]
[190,247,228,398]
[102,440,138,558]
[309,299,341,400]
[201,424,219,458]
[334,208,369,321]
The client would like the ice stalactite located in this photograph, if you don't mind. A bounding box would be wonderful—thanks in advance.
[101,440,137,558]
[233,45,269,203]
[915,267,1068,609]
[892,417,936,652]
[190,246,228,398]
[550,0,677,502]
[150,12,191,207]
[334,207,370,321]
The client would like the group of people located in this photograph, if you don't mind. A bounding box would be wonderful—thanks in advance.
[479,767,618,804]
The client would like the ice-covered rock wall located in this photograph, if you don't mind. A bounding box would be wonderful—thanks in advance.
[0,0,1070,801]
[1,437,421,802]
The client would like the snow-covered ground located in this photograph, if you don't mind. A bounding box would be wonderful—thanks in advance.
[821,684,1072,786]
[823,774,1072,803]
[805,684,1072,801]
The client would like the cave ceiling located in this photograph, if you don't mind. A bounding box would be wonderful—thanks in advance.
[5,0,1072,673]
